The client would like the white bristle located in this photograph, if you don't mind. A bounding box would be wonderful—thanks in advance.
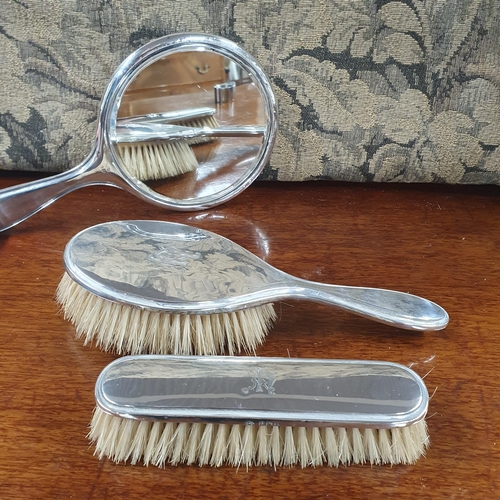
[377,429,392,464]
[210,424,229,467]
[198,424,215,466]
[350,428,366,464]
[171,422,189,465]
[185,422,203,465]
[177,114,220,145]
[281,426,297,466]
[117,140,198,181]
[56,272,277,355]
[364,428,381,465]
[151,422,176,467]
[337,428,353,465]
[309,427,324,466]
[89,408,429,468]
[240,424,256,467]
[143,421,162,465]
[256,426,269,466]
[296,427,311,468]
[270,426,281,468]
[227,424,243,466]
[322,427,340,467]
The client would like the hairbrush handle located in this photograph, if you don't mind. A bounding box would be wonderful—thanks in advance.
[289,277,448,331]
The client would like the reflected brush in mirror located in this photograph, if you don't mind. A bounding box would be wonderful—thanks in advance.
[118,107,220,144]
[115,118,266,181]
[56,220,449,356]
[115,108,218,182]
[116,53,268,185]
[0,33,277,232]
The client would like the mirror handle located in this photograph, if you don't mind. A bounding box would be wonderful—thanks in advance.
[0,153,107,232]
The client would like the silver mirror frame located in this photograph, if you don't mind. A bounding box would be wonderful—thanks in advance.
[102,33,278,210]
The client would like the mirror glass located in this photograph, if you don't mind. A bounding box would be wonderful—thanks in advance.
[112,48,269,203]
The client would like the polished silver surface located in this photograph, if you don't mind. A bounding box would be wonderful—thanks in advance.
[214,81,236,103]
[64,220,449,331]
[0,33,277,232]
[95,355,429,428]
[117,107,217,127]
[115,123,266,143]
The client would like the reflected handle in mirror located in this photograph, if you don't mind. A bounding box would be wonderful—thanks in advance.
[118,107,217,127]
[114,124,266,143]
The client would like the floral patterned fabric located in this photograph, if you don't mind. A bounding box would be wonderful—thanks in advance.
[1,0,499,183]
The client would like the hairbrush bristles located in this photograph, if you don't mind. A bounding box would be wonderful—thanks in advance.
[89,408,429,468]
[56,272,277,355]
[117,139,198,181]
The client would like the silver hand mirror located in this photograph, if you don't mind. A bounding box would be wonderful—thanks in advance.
[0,33,277,231]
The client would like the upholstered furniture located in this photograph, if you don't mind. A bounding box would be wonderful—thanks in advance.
[1,1,499,183]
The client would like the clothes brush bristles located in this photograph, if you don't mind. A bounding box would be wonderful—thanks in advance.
[117,139,198,181]
[56,272,277,355]
[89,408,429,468]
[118,110,219,181]
[115,111,221,180]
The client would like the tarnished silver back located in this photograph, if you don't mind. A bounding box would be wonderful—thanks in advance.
[95,356,428,429]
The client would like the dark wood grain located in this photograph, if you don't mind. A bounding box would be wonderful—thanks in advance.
[0,173,499,499]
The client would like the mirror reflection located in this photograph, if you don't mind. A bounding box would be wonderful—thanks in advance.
[114,50,267,201]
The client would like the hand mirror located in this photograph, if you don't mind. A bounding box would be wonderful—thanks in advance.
[0,33,277,231]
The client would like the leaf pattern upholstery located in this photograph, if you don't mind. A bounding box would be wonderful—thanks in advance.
[1,0,499,183]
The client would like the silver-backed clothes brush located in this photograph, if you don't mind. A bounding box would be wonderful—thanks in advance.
[56,220,449,356]
[89,355,430,468]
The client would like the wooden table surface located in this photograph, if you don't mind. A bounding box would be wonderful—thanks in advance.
[0,172,499,499]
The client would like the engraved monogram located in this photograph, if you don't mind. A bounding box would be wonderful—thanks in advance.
[241,368,276,396]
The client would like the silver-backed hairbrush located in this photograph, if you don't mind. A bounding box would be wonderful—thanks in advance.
[89,355,430,468]
[56,220,449,356]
